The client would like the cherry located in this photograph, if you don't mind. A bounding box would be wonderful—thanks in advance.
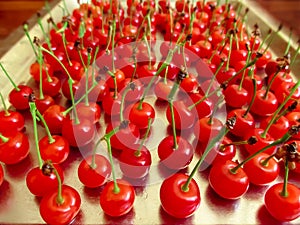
[160,173,200,218]
[223,84,249,108]
[43,105,68,134]
[250,89,278,117]
[0,92,25,135]
[195,117,223,144]
[158,136,194,170]
[0,163,3,186]
[26,164,64,197]
[29,61,53,82]
[78,154,111,188]
[209,160,249,199]
[154,79,174,101]
[76,102,101,124]
[189,92,213,119]
[0,132,29,165]
[243,153,279,186]
[42,76,61,97]
[128,102,155,129]
[260,115,290,140]
[35,94,55,114]
[102,92,122,116]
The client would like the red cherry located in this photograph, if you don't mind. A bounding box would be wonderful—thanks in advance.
[160,173,200,218]
[166,100,196,130]
[264,183,300,222]
[43,105,67,134]
[227,109,255,138]
[76,102,101,124]
[105,69,126,91]
[78,154,111,188]
[102,92,122,116]
[128,102,155,129]
[189,93,213,119]
[61,118,95,148]
[9,85,33,110]
[61,79,81,101]
[26,164,64,197]
[39,185,81,225]
[268,72,293,92]
[119,78,144,102]
[119,144,152,179]
[39,135,70,164]
[209,160,249,199]
[260,115,290,140]
[195,117,223,144]
[250,89,278,117]
[29,61,53,82]
[42,76,61,97]
[88,78,109,103]
[35,95,55,114]
[158,136,194,170]
[243,153,279,186]
[154,79,174,101]
[223,84,249,108]
[0,110,25,135]
[0,131,29,165]
[179,73,198,93]
[100,179,135,217]
[274,81,300,105]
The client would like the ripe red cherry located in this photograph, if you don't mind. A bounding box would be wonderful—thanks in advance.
[61,118,95,148]
[39,135,70,164]
[160,173,200,219]
[227,109,255,138]
[195,117,223,144]
[0,110,25,135]
[9,85,33,110]
[0,131,29,165]
[223,84,249,108]
[29,61,53,82]
[166,100,196,130]
[43,105,67,134]
[128,102,155,129]
[154,79,174,101]
[105,69,126,91]
[76,102,101,124]
[243,153,279,186]
[35,95,55,114]
[259,115,290,140]
[26,164,64,197]
[179,73,198,93]
[100,179,135,217]
[189,93,213,119]
[42,77,61,97]
[264,183,300,222]
[102,92,122,116]
[158,136,194,170]
[209,160,249,199]
[78,154,111,188]
[250,89,278,117]
[39,185,81,225]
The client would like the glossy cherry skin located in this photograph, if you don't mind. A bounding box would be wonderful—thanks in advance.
[158,136,194,170]
[0,110,25,135]
[209,160,249,200]
[102,92,122,116]
[223,84,249,108]
[128,102,155,129]
[119,78,144,103]
[264,183,300,222]
[29,61,53,82]
[179,73,198,93]
[268,71,293,92]
[0,131,29,164]
[42,77,61,97]
[243,153,279,186]
[166,100,196,130]
[250,89,278,117]
[78,154,112,188]
[76,102,101,124]
[39,185,81,225]
[154,79,174,101]
[39,135,70,164]
[105,121,140,150]
[26,164,64,197]
[43,105,67,134]
[227,109,255,138]
[35,95,55,114]
[8,85,33,110]
[61,118,95,148]
[100,179,135,217]
[189,93,213,119]
[195,117,223,144]
[244,128,276,155]
[119,144,152,179]
[0,164,3,186]
[160,173,200,219]
[275,81,300,105]
[259,115,290,140]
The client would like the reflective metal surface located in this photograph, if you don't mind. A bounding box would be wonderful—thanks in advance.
[0,0,299,224]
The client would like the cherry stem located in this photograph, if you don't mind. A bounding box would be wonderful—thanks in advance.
[29,102,44,169]
[263,68,281,100]
[111,19,116,73]
[52,164,65,205]
[0,92,9,116]
[261,79,300,138]
[37,48,45,100]
[37,15,53,54]
[23,23,38,58]
[0,133,9,143]
[284,28,293,56]
[136,118,152,157]
[230,132,292,174]
[238,49,252,91]
[205,60,225,97]
[289,42,300,69]
[220,140,248,149]
[261,153,277,167]
[61,25,73,66]
[102,127,121,194]
[106,70,118,99]
[280,158,289,197]
[262,24,283,55]
[182,126,230,192]
[90,137,103,169]
[84,50,92,106]
[35,109,55,144]
[138,44,179,110]
[226,33,233,71]
[243,78,256,117]
[257,29,272,52]
[208,96,223,125]
[0,63,20,91]
[120,85,131,122]
[62,0,70,15]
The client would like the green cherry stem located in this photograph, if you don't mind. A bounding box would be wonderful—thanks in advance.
[35,109,55,144]
[120,83,133,122]
[280,158,289,197]
[225,32,234,71]
[0,92,10,116]
[37,48,45,100]
[230,132,292,174]
[29,102,44,169]
[23,23,38,58]
[84,48,92,106]
[0,133,9,143]
[181,126,230,192]
[284,27,293,56]
[53,165,64,204]
[261,78,300,138]
[205,60,225,96]
[262,24,283,55]
[62,0,70,15]
[243,78,256,117]
[111,18,116,73]
[37,13,53,54]
[135,118,152,157]
[0,62,20,91]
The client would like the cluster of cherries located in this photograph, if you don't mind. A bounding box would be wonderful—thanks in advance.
[0,0,300,224]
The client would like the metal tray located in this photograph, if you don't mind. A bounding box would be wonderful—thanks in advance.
[0,0,299,224]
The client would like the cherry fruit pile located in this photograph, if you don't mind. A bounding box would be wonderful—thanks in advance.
[0,0,300,224]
